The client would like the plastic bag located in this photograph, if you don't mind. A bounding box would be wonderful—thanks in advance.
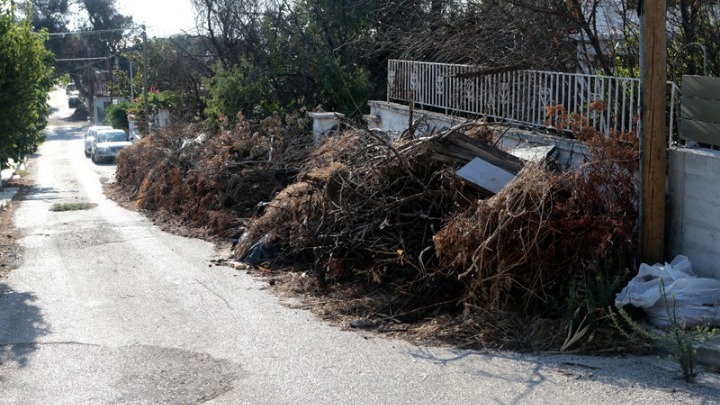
[615,255,720,327]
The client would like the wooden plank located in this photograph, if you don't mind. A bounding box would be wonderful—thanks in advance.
[680,98,720,122]
[428,133,525,175]
[682,75,720,100]
[445,133,525,173]
[679,119,720,145]
[640,0,667,264]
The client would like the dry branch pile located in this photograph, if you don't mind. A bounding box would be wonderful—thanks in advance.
[434,130,639,317]
[235,127,488,310]
[236,124,638,338]
[114,112,311,237]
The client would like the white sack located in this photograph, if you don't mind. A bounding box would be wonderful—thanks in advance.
[615,255,720,327]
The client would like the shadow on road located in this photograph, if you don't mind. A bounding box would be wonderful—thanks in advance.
[43,126,85,142]
[16,186,62,202]
[0,284,50,368]
[407,346,720,403]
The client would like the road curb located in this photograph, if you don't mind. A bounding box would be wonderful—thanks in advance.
[697,341,720,369]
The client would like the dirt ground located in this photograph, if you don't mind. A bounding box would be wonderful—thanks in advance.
[0,179,31,280]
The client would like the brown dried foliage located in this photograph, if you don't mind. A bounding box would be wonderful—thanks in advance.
[117,110,639,349]
[433,126,639,317]
[237,122,639,342]
[115,113,311,237]
[236,129,479,313]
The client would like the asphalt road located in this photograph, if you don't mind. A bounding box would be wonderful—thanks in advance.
[0,90,719,404]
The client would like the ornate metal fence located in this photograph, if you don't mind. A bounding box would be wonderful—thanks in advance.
[387,59,678,141]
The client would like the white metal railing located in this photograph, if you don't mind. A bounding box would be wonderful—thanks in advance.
[388,60,678,142]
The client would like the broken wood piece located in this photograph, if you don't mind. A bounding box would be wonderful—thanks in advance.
[431,133,524,174]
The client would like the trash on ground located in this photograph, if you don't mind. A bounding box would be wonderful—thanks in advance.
[615,255,720,327]
[509,145,557,164]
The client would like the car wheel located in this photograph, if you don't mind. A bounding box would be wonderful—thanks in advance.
[91,152,97,163]
[84,150,90,158]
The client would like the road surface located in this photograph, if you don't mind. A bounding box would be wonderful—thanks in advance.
[0,89,718,404]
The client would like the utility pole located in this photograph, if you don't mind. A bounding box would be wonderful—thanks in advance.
[108,55,113,105]
[639,0,667,263]
[142,25,149,133]
[129,61,134,101]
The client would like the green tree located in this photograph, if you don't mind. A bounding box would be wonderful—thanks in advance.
[203,62,265,129]
[113,35,213,123]
[0,1,55,172]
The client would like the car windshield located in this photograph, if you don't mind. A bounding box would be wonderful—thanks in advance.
[98,131,126,142]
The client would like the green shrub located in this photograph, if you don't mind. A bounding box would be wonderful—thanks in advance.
[203,63,267,130]
[105,102,132,129]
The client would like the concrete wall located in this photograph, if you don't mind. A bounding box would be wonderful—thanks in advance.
[367,100,590,168]
[308,112,344,145]
[668,147,720,278]
[368,100,464,136]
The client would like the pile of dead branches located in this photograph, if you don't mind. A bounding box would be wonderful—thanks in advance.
[114,112,311,237]
[115,112,639,349]
[433,130,639,318]
[235,126,500,313]
[237,124,638,339]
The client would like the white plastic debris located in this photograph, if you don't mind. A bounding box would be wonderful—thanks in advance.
[615,255,720,327]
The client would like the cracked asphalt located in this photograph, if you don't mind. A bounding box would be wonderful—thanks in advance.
[0,89,719,404]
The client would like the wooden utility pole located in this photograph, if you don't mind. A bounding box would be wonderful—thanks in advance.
[108,55,113,105]
[640,0,667,263]
[142,25,149,132]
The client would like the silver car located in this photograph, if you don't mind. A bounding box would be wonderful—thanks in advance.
[84,125,112,157]
[91,129,131,164]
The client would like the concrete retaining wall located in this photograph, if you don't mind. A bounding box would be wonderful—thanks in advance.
[367,100,590,168]
[668,147,720,278]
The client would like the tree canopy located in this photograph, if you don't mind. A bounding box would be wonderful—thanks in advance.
[0,1,55,171]
[18,0,720,136]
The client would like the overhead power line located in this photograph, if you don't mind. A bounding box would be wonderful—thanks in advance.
[55,57,111,62]
[55,50,122,62]
[47,27,135,38]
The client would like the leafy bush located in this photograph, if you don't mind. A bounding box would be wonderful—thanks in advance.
[315,59,372,115]
[203,63,267,130]
[105,102,132,129]
[129,90,176,133]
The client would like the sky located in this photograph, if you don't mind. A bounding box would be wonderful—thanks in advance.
[116,0,198,38]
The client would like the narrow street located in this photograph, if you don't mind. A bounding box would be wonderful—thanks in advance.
[0,90,718,404]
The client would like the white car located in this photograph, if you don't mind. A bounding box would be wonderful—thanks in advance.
[84,125,112,157]
[91,129,131,164]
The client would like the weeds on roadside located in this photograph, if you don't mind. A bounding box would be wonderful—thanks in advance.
[50,202,96,212]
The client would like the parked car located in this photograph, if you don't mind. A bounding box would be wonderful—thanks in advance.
[84,126,112,157]
[91,129,131,164]
[68,95,81,108]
